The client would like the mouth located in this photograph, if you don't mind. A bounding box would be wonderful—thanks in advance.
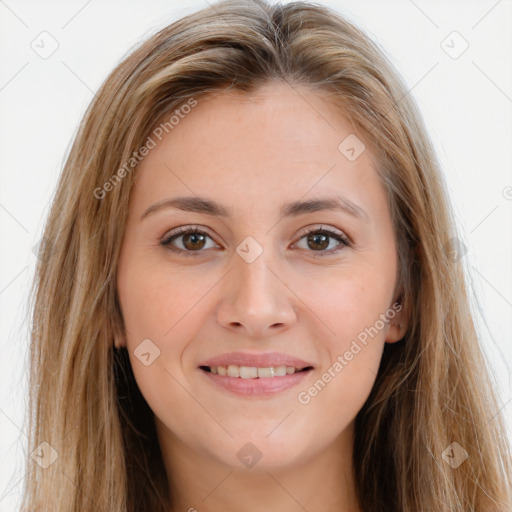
[197,352,315,396]
[199,364,314,378]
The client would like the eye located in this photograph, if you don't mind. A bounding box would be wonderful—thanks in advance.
[292,226,351,256]
[160,226,218,256]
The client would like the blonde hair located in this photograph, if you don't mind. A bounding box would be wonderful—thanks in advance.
[23,0,512,510]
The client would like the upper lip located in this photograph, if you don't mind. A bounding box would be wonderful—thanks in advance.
[199,351,314,369]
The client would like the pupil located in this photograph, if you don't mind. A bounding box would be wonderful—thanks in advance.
[309,233,328,250]
[184,233,205,250]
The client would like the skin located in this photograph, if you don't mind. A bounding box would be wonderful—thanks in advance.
[116,80,408,512]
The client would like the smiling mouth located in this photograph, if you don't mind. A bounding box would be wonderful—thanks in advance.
[199,365,314,378]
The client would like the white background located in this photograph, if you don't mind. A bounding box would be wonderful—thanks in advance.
[1,1,511,510]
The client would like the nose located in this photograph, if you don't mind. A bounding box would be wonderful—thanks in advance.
[215,250,298,338]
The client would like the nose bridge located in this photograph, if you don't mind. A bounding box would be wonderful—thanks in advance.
[237,247,278,305]
[216,238,297,336]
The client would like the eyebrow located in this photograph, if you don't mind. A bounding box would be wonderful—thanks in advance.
[140,195,369,222]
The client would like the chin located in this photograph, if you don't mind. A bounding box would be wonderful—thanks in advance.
[204,432,309,471]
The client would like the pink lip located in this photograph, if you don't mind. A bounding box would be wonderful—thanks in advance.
[200,368,313,397]
[198,351,314,369]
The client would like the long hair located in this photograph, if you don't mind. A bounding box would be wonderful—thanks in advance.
[22,0,512,510]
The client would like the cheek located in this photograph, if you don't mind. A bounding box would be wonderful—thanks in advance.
[304,265,394,348]
[293,286,388,440]
[117,260,208,343]
[117,262,211,407]
[294,267,393,411]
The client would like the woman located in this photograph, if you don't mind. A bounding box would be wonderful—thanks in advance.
[23,0,512,510]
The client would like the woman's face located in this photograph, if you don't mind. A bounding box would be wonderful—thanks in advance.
[116,81,406,471]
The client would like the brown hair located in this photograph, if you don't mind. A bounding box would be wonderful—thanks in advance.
[23,0,512,510]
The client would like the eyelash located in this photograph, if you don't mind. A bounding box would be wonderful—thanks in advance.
[159,225,351,258]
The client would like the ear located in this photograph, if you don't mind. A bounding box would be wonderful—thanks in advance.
[385,288,410,344]
[113,324,127,349]
[114,336,127,349]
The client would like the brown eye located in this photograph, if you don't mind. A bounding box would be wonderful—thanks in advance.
[181,232,207,250]
[293,227,350,257]
[160,226,218,256]
[307,232,330,251]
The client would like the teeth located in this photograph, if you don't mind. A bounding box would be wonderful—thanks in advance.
[207,364,302,378]
[227,365,239,377]
[257,367,275,378]
[240,366,258,378]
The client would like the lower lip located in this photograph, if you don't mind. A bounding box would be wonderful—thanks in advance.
[200,368,313,397]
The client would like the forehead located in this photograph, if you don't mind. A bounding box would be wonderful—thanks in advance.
[132,82,384,216]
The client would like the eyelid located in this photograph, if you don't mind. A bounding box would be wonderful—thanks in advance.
[161,224,213,242]
[294,224,351,246]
